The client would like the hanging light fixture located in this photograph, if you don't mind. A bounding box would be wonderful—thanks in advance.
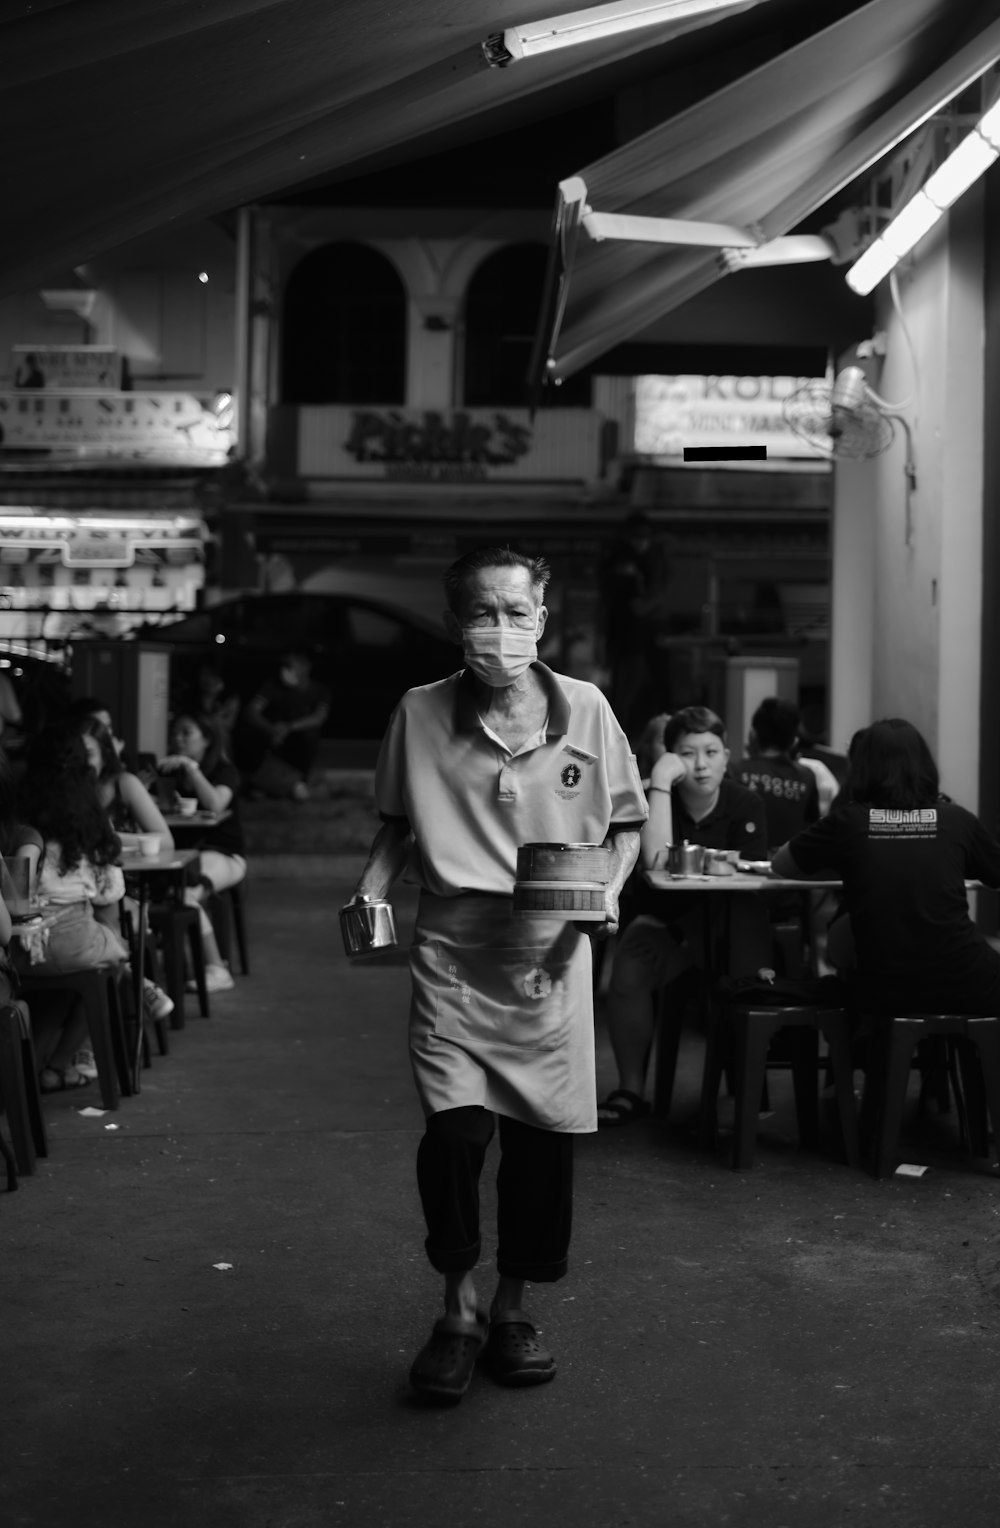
[847,97,1000,295]
[482,0,755,67]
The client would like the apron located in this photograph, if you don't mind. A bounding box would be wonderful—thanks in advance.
[409,892,596,1133]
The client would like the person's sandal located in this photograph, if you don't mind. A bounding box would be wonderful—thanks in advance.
[409,1309,489,1404]
[39,1065,91,1094]
[597,1089,649,1126]
[485,1312,556,1387]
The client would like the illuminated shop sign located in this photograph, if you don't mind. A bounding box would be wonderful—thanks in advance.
[633,375,826,463]
[0,512,205,569]
[12,345,123,390]
[0,392,234,464]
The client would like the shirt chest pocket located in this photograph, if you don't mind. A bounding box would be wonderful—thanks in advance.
[422,942,574,1051]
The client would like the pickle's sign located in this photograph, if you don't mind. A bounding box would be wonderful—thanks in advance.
[633,375,825,462]
[343,409,532,482]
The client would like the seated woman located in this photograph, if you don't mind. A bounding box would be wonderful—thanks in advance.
[598,706,771,1125]
[771,718,1000,1018]
[77,714,174,855]
[15,727,131,1092]
[157,712,247,993]
[0,748,83,1089]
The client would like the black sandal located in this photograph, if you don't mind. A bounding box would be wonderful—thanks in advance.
[597,1088,649,1126]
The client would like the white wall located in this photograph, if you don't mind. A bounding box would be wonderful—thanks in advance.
[829,186,985,805]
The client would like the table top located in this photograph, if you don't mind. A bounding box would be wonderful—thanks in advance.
[119,846,201,874]
[161,809,231,829]
[643,869,843,892]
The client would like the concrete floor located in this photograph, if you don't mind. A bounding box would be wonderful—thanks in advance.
[4,859,1000,1528]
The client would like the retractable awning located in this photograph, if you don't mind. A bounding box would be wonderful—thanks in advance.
[531,0,1000,385]
[0,0,762,298]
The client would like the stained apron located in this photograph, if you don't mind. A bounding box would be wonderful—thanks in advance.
[409,892,596,1134]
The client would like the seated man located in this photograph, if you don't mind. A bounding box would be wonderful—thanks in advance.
[598,705,769,1125]
[733,697,819,852]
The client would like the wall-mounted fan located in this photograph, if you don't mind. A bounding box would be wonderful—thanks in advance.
[783,365,917,540]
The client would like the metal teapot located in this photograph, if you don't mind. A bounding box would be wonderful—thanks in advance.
[339,894,399,957]
[665,842,706,876]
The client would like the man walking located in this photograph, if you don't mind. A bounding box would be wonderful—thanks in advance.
[349,547,646,1403]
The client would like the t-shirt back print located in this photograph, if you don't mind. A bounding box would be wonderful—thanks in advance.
[868,807,938,840]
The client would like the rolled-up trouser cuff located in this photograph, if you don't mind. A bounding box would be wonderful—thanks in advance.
[424,1235,482,1275]
[496,1253,568,1282]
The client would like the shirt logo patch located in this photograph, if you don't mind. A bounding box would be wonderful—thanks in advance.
[561,762,582,789]
[869,807,937,839]
[523,967,553,1000]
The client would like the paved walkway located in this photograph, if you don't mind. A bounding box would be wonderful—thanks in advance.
[5,861,1000,1527]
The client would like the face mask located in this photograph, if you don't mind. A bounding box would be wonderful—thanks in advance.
[462,625,538,687]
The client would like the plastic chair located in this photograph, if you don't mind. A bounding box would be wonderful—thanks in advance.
[700,1000,860,1170]
[208,881,250,975]
[17,966,132,1110]
[866,1014,1000,1178]
[0,1001,47,1175]
[149,904,209,1025]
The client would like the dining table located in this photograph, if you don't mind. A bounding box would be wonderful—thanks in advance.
[119,844,202,1089]
[160,808,231,846]
[640,863,844,1118]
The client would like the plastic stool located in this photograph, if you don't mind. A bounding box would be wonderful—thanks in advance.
[18,966,131,1110]
[0,1001,47,1174]
[700,1002,860,1170]
[149,904,209,1024]
[869,1014,1000,1178]
[209,881,250,975]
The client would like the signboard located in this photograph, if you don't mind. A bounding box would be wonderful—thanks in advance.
[633,375,826,463]
[0,391,234,464]
[12,345,123,390]
[0,512,205,569]
[297,405,601,483]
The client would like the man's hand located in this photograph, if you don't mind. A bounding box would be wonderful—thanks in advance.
[270,722,290,746]
[575,885,621,940]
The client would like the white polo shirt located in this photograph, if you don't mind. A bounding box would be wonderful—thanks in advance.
[375,663,648,898]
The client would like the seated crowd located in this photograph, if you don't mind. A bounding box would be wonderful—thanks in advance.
[0,696,248,1099]
[598,697,1000,1130]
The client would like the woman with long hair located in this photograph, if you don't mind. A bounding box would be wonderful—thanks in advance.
[157,711,247,992]
[15,727,130,1090]
[77,713,174,852]
[772,718,1000,1015]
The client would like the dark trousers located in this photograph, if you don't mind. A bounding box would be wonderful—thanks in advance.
[416,1106,574,1282]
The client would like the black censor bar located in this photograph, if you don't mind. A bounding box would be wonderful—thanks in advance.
[683,445,768,461]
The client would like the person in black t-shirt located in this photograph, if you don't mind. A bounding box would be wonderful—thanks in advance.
[733,697,819,851]
[159,712,247,993]
[598,706,770,1125]
[772,718,1000,1015]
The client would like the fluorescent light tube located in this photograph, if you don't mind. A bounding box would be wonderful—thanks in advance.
[880,191,943,257]
[492,0,751,62]
[846,93,1000,295]
[923,129,998,207]
[846,238,902,297]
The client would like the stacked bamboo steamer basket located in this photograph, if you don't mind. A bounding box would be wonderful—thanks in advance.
[513,842,610,919]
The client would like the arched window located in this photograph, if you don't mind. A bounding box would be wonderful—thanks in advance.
[463,243,591,407]
[282,242,406,404]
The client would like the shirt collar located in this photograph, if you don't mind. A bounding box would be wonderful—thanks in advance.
[673,776,733,830]
[454,662,571,737]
